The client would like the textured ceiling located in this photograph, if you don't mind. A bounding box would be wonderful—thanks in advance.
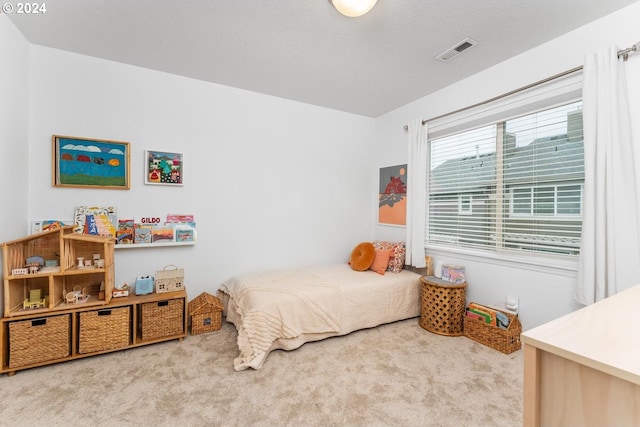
[7,0,639,117]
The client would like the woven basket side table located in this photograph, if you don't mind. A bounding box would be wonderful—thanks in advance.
[419,276,467,336]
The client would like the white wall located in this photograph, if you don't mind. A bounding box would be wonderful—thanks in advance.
[374,1,640,330]
[0,16,29,240]
[27,46,376,298]
[0,16,30,311]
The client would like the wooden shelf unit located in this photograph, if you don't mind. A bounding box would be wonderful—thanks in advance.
[0,290,187,375]
[1,229,187,375]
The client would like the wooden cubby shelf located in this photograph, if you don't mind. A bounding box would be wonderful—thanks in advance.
[0,290,187,375]
[1,228,188,375]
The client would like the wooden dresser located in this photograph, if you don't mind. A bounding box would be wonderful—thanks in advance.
[521,284,640,427]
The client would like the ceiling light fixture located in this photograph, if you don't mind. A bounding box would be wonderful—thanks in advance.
[330,0,378,17]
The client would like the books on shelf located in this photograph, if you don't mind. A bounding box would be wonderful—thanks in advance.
[128,214,196,245]
[35,209,196,245]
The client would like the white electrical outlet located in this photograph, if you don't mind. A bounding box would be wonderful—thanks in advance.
[506,295,519,312]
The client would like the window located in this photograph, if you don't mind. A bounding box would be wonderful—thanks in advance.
[458,195,473,215]
[510,184,583,218]
[427,100,584,256]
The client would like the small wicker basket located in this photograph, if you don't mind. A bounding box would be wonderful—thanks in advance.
[9,314,70,368]
[188,292,223,335]
[78,307,131,354]
[155,265,185,293]
[140,298,184,340]
[464,303,522,354]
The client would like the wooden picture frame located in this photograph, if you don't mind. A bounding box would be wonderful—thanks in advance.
[52,135,130,189]
[144,150,183,186]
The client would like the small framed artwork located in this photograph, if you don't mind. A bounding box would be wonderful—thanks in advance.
[144,150,183,186]
[52,135,130,189]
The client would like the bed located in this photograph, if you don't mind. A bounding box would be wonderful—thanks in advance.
[218,263,421,371]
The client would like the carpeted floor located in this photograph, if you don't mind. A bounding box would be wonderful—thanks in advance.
[0,318,522,427]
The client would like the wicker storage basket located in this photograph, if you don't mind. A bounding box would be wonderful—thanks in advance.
[9,314,70,368]
[155,265,185,293]
[188,292,223,335]
[464,304,522,354]
[140,298,184,340]
[78,307,131,354]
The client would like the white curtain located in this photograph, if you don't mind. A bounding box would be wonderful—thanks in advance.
[576,46,640,305]
[405,118,428,268]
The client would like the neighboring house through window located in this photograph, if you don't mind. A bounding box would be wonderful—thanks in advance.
[427,100,584,257]
[510,184,583,218]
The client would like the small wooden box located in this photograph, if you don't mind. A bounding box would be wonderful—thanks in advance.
[188,292,223,335]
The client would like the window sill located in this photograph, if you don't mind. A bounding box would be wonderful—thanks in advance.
[425,244,578,277]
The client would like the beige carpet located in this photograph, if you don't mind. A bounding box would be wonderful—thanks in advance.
[0,318,522,427]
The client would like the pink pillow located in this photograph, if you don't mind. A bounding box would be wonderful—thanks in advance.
[369,249,391,275]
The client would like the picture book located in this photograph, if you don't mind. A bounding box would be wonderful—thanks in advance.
[134,224,154,244]
[151,226,174,243]
[468,303,498,326]
[74,206,117,236]
[31,220,72,234]
[117,219,135,244]
[175,227,195,242]
[84,214,117,238]
[166,214,194,223]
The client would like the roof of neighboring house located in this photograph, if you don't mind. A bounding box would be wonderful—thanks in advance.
[430,134,584,194]
[431,152,496,194]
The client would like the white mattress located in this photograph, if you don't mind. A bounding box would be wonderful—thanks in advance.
[218,264,421,371]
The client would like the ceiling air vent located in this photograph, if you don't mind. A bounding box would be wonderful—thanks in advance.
[435,38,478,62]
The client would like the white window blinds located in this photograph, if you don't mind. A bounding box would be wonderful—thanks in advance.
[427,72,584,257]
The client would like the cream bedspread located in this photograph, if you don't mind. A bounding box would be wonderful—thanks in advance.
[218,264,421,371]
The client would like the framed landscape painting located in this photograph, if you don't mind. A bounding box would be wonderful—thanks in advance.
[144,150,183,186]
[52,135,130,189]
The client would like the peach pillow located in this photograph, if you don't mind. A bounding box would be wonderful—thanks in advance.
[350,242,375,271]
[369,249,391,275]
[372,241,406,273]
